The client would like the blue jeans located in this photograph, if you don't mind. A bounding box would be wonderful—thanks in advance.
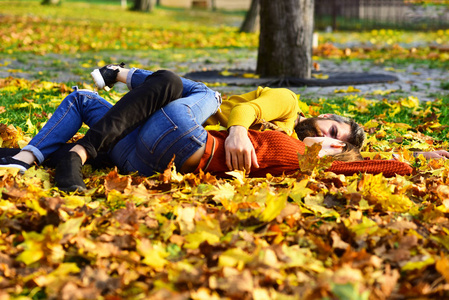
[23,75,221,175]
[126,68,202,98]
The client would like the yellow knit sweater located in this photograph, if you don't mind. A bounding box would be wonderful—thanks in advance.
[204,87,301,138]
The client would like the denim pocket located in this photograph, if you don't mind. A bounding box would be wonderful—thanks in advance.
[137,109,178,156]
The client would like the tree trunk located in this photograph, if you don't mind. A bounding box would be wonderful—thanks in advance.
[256,0,314,79]
[240,0,260,33]
[210,0,217,11]
[132,0,153,12]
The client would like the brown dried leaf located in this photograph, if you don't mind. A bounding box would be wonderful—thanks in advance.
[104,168,132,194]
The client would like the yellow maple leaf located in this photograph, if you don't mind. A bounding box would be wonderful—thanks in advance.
[303,193,341,220]
[25,198,47,216]
[137,239,169,270]
[282,244,325,272]
[225,170,246,184]
[364,119,380,129]
[401,255,435,271]
[12,102,42,110]
[220,70,234,76]
[204,124,226,131]
[334,86,361,93]
[400,96,420,109]
[242,73,259,78]
[289,179,314,203]
[259,192,287,222]
[371,89,396,95]
[58,216,85,236]
[184,218,223,249]
[436,254,449,282]
[358,173,414,212]
[64,195,90,209]
[298,143,334,175]
[210,182,235,204]
[218,248,253,269]
[16,225,64,265]
[312,73,329,79]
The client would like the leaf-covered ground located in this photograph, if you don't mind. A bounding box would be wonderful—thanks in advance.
[1,1,449,299]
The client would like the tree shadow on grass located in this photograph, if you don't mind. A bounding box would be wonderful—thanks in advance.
[184,69,399,87]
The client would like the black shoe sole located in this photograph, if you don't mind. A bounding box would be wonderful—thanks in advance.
[58,184,87,193]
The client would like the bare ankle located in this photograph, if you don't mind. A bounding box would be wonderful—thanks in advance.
[13,151,36,165]
[116,68,130,84]
[69,145,88,164]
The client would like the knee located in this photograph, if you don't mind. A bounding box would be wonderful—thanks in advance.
[63,90,81,105]
[64,90,107,111]
[151,70,183,98]
[163,101,190,118]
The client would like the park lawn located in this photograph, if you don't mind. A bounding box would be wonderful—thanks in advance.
[1,1,449,299]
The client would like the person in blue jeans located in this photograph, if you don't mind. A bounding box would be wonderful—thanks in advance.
[0,70,221,192]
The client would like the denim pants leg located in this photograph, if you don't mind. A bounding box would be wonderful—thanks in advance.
[22,88,112,164]
[126,68,154,90]
[127,68,207,102]
[76,70,183,159]
[110,81,221,176]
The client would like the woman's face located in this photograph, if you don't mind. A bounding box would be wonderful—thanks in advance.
[303,137,346,157]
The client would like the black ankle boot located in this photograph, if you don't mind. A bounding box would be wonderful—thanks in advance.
[55,152,87,192]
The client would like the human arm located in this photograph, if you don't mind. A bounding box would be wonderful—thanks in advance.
[225,126,260,172]
[224,88,299,171]
[413,150,449,160]
[226,87,299,131]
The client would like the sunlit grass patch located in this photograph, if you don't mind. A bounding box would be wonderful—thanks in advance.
[0,78,120,136]
[0,0,257,55]
[300,93,449,151]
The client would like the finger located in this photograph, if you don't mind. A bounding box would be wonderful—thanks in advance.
[440,151,449,158]
[225,150,232,170]
[431,154,447,160]
[244,152,252,173]
[251,149,260,168]
[236,153,245,171]
[232,154,240,171]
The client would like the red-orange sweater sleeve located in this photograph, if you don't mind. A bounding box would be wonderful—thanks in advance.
[198,131,413,178]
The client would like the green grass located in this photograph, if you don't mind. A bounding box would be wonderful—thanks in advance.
[441,81,449,90]
[0,79,120,135]
[1,0,448,149]
[300,93,449,151]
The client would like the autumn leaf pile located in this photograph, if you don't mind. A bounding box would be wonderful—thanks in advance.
[0,78,449,299]
[2,1,449,299]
